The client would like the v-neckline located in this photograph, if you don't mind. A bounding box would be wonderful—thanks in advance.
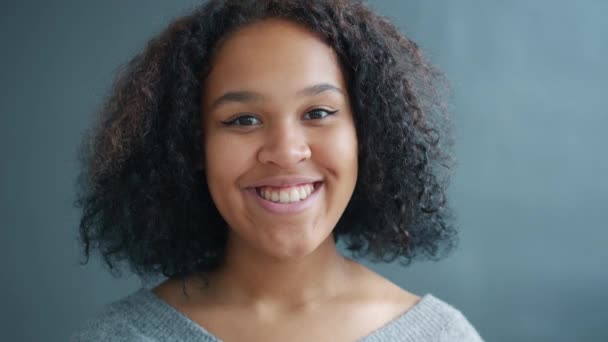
[136,288,435,341]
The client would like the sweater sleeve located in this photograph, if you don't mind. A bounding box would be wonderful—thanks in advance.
[438,310,484,342]
[70,307,151,342]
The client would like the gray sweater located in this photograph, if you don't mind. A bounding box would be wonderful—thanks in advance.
[72,289,483,341]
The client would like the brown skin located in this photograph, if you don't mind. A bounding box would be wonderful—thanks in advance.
[153,19,420,342]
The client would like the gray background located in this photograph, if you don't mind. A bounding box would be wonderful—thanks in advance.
[1,0,606,341]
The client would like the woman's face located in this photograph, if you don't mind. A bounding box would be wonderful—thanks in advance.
[201,19,358,260]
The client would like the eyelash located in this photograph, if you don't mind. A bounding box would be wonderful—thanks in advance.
[221,108,339,127]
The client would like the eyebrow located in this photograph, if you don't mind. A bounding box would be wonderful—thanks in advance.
[297,83,345,97]
[210,83,344,110]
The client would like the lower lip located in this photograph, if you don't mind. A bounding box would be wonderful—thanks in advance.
[245,182,323,214]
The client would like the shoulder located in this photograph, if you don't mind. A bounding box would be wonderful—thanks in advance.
[70,290,154,342]
[346,260,421,312]
[405,294,484,342]
[347,262,483,341]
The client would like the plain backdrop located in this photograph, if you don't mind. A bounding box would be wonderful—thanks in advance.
[1,1,607,341]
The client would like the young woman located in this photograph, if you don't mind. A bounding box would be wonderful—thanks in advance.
[73,0,483,341]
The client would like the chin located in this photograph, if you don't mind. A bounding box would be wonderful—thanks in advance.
[260,228,332,261]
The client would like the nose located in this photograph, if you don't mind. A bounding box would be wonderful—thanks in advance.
[258,121,311,168]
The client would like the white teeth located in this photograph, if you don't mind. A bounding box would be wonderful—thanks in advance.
[258,183,317,203]
[289,188,300,202]
[271,191,280,202]
[279,191,289,203]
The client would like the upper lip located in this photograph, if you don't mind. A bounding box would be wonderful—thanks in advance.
[246,176,323,188]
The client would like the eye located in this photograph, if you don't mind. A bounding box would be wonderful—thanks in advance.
[303,108,338,120]
[303,108,339,120]
[221,114,262,126]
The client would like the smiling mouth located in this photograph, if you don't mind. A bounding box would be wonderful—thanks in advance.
[254,181,323,204]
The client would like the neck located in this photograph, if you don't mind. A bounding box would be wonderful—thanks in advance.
[203,232,353,311]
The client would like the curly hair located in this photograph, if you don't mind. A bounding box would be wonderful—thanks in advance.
[75,0,457,280]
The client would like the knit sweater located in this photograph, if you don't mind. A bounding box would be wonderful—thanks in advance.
[71,288,483,341]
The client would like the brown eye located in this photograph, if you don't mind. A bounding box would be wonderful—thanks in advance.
[221,114,262,126]
[304,108,338,120]
[303,108,339,120]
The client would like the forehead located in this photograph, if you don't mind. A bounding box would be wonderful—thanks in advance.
[203,18,347,103]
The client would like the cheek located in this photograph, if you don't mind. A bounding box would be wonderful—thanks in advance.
[310,122,358,213]
[316,124,358,176]
[204,135,256,198]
